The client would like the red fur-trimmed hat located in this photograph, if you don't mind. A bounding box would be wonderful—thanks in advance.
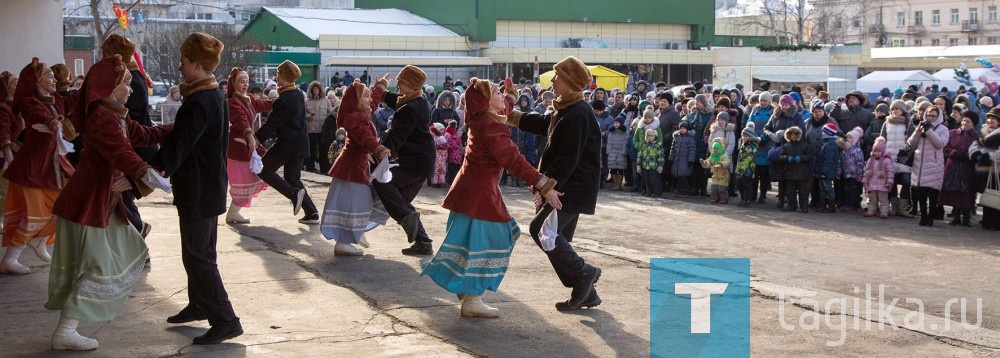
[12,57,48,115]
[74,55,130,134]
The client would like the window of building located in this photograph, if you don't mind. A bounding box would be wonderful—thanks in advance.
[915,11,923,25]
[187,12,213,20]
[897,12,906,27]
[971,8,979,24]
[989,6,997,22]
[988,36,998,45]
[835,17,843,29]
[951,9,960,24]
[950,38,959,46]
[73,59,84,76]
[970,37,979,45]
[932,38,941,46]
[914,39,922,46]
[852,15,861,28]
[932,10,940,25]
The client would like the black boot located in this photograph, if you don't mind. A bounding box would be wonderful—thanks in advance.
[919,215,932,227]
[556,264,601,310]
[962,209,972,227]
[556,287,602,310]
[402,241,433,255]
[777,197,785,209]
[948,209,961,226]
[193,318,244,345]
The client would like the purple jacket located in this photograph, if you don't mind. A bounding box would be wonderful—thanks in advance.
[862,155,894,192]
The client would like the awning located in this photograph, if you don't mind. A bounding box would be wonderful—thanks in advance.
[322,56,493,67]
[752,74,848,83]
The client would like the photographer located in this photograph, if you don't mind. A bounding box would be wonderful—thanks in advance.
[907,106,950,226]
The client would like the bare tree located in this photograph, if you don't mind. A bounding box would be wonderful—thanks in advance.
[141,23,264,85]
[728,0,815,44]
[88,0,143,48]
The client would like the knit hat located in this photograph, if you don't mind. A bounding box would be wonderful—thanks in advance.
[823,102,837,113]
[180,32,224,71]
[741,122,756,138]
[553,56,591,92]
[988,107,1000,120]
[645,128,657,137]
[821,122,838,136]
[778,94,795,107]
[758,94,771,104]
[716,112,730,122]
[712,140,724,152]
[846,127,863,145]
[716,96,731,109]
[591,99,606,111]
[100,34,135,62]
[874,103,889,115]
[952,103,967,113]
[169,85,179,96]
[277,60,301,84]
[890,100,908,114]
[981,96,994,108]
[679,121,690,130]
[873,137,887,154]
[904,100,915,111]
[748,94,760,104]
[916,101,933,113]
[432,122,445,134]
[397,65,427,92]
[50,63,72,90]
[335,127,347,136]
[789,92,802,104]
[894,87,904,96]
[810,98,825,110]
[963,110,980,126]
[73,54,130,134]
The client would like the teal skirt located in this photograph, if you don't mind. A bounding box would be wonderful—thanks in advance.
[45,215,148,322]
[420,211,520,295]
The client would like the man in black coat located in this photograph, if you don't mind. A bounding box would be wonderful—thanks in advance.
[507,56,603,311]
[373,65,436,255]
[255,60,319,223]
[151,32,242,345]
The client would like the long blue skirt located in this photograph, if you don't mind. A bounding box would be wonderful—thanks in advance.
[420,211,520,295]
[320,177,389,244]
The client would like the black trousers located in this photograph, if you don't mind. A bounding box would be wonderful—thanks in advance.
[179,216,237,326]
[529,205,586,288]
[258,151,318,216]
[738,174,756,201]
[784,179,808,209]
[911,187,940,217]
[754,165,771,200]
[305,133,322,172]
[121,191,142,232]
[372,170,431,243]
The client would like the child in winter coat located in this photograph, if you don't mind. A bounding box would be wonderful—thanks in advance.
[327,127,347,165]
[445,121,464,185]
[839,127,866,212]
[735,123,760,207]
[779,126,813,212]
[707,112,736,170]
[606,117,630,190]
[670,122,697,197]
[637,129,666,197]
[813,123,841,213]
[429,123,450,187]
[862,137,895,218]
[700,138,731,204]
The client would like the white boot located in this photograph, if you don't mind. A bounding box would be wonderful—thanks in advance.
[460,295,499,318]
[226,203,250,224]
[334,242,363,256]
[28,237,51,262]
[358,235,370,248]
[0,246,29,275]
[51,315,99,350]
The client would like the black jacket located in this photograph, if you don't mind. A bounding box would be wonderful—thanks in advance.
[381,92,435,178]
[126,70,158,162]
[518,100,601,215]
[151,85,228,220]
[257,88,310,159]
[779,140,813,181]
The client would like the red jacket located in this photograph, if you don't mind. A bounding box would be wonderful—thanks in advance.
[329,85,384,184]
[0,100,21,164]
[227,96,272,161]
[53,104,171,227]
[442,112,542,222]
[3,96,74,189]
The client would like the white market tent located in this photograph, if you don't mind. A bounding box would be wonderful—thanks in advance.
[931,68,1000,92]
[263,7,459,39]
[856,70,939,93]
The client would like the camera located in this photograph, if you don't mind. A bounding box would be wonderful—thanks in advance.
[919,121,933,130]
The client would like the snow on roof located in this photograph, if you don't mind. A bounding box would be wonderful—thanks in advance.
[263,7,459,40]
[872,46,1000,59]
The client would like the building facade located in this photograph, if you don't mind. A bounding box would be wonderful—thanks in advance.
[811,0,1000,48]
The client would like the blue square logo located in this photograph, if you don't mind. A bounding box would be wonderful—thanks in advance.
[650,258,750,358]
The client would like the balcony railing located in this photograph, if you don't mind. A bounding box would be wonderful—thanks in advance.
[962,20,980,32]
[868,24,884,35]
[907,25,926,34]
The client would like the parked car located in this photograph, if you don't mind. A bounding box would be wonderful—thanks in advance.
[148,81,170,124]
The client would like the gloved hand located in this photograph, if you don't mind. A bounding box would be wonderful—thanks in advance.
[657,166,663,174]
[981,152,993,166]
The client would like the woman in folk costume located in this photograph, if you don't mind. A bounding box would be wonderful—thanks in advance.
[421,78,562,318]
[0,71,20,223]
[0,58,78,274]
[45,55,172,350]
[224,67,272,224]
[322,76,392,256]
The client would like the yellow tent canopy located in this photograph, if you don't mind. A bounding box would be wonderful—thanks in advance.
[539,65,627,92]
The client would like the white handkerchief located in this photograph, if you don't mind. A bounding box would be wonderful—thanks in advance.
[250,150,263,174]
[370,157,400,183]
[539,209,558,252]
[56,127,74,155]
[142,168,172,194]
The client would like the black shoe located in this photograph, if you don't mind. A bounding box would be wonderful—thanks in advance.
[556,287,602,310]
[948,218,961,226]
[800,207,809,214]
[559,265,602,311]
[782,206,796,212]
[193,319,243,345]
[401,241,433,255]
[400,212,421,243]
[777,199,785,209]
[167,305,208,324]
[756,197,767,204]
[919,215,931,226]
[298,213,320,224]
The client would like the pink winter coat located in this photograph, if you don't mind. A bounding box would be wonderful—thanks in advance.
[908,113,950,189]
[862,155,894,192]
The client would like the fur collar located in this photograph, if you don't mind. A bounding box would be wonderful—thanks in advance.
[710,122,734,133]
[277,84,297,94]
[179,76,219,97]
[553,91,583,111]
[887,114,909,125]
[97,98,129,118]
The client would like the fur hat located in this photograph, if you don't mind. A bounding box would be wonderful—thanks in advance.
[180,32,224,71]
[741,122,756,138]
[779,94,795,107]
[963,110,980,126]
[818,91,829,102]
[810,98,825,110]
[987,107,1000,120]
[100,34,135,62]
[553,56,591,92]
[715,96,731,109]
[73,54,130,134]
[645,128,657,138]
[397,65,427,92]
[678,121,690,130]
[916,101,933,113]
[952,103,967,113]
[846,127,863,145]
[873,137,887,154]
[276,60,301,84]
[784,126,802,141]
[50,64,72,90]
[821,122,838,136]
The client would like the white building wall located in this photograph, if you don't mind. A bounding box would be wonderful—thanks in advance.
[0,0,64,72]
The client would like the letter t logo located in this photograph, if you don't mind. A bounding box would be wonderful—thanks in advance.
[674,283,729,333]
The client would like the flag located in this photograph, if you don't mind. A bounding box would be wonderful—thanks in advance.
[113,5,129,30]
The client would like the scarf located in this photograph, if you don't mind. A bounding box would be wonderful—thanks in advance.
[96,98,129,118]
[232,91,252,107]
[179,76,219,97]
[886,114,908,125]
[708,142,725,163]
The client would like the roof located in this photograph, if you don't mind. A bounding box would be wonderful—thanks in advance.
[856,70,938,93]
[871,46,1000,59]
[322,56,491,67]
[262,7,459,40]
